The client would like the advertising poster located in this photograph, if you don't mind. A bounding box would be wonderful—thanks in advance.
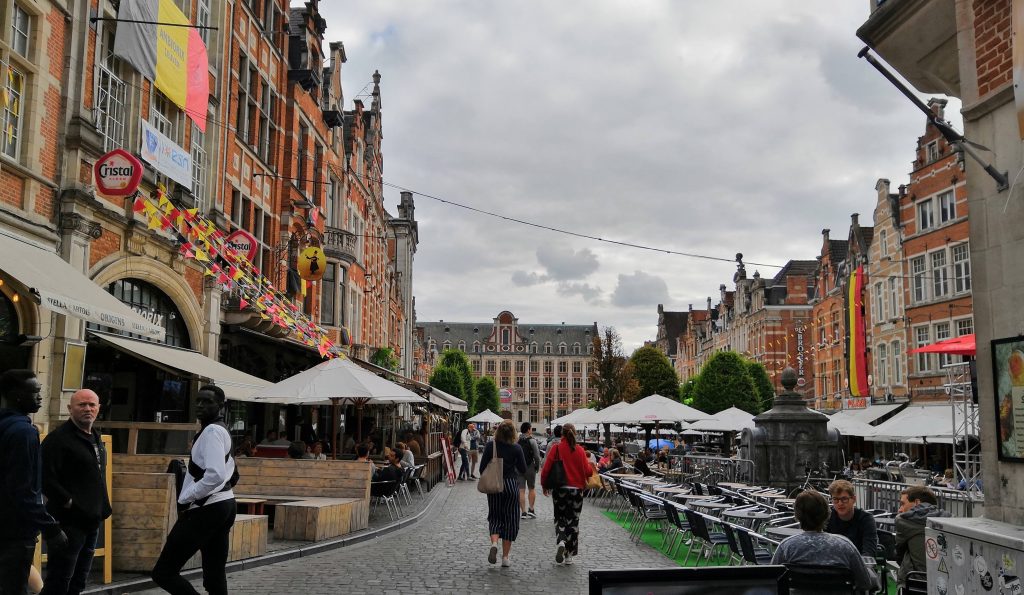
[992,336,1024,461]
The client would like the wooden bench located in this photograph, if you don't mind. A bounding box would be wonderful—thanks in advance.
[269,498,366,541]
[184,514,268,569]
[110,472,178,572]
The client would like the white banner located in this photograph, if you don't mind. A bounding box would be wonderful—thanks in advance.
[37,290,165,339]
[139,119,192,190]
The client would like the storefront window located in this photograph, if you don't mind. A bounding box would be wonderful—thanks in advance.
[101,278,190,347]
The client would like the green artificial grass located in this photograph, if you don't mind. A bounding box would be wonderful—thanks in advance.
[601,509,900,592]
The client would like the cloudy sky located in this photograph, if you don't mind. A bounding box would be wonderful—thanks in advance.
[314,1,960,351]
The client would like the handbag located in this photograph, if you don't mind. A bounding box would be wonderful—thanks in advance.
[477,439,504,494]
[585,465,603,490]
[542,443,568,490]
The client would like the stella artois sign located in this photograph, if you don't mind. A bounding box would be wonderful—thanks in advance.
[94,149,143,197]
[225,229,259,262]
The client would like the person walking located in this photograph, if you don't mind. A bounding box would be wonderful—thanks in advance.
[517,422,541,519]
[0,370,68,595]
[478,420,527,568]
[40,389,112,595]
[456,424,470,480]
[540,423,595,565]
[152,385,238,595]
[467,423,482,479]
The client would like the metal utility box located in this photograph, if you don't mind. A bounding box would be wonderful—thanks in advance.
[926,517,1024,594]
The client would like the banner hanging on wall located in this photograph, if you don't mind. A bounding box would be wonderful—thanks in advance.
[112,0,210,132]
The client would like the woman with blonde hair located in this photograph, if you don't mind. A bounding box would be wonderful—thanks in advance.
[540,423,596,565]
[478,419,527,568]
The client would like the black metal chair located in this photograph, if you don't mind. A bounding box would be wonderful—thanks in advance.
[682,508,731,566]
[370,480,402,521]
[661,501,693,559]
[736,527,774,565]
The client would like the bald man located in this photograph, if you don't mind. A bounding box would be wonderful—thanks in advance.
[41,389,111,595]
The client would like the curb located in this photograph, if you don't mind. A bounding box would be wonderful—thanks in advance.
[83,484,454,595]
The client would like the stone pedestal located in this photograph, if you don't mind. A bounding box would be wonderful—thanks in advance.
[741,368,843,492]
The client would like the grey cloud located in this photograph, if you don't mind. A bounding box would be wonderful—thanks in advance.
[556,282,603,303]
[511,270,546,286]
[536,244,600,280]
[611,272,670,309]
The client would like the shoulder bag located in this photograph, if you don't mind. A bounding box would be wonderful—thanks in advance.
[542,443,568,490]
[477,439,504,494]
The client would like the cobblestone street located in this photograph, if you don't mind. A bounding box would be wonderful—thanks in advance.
[135,481,673,595]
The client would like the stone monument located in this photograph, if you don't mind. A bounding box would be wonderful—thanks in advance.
[740,367,844,491]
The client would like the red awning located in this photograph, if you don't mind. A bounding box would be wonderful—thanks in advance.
[907,333,976,356]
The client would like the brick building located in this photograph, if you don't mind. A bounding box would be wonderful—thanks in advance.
[417,312,597,427]
[809,230,850,408]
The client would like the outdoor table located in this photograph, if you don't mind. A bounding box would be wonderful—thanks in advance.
[236,498,267,515]
[874,516,896,530]
[718,482,749,490]
[772,498,796,508]
[691,500,734,516]
[764,526,802,540]
[722,508,772,529]
[672,493,714,501]
[654,486,692,495]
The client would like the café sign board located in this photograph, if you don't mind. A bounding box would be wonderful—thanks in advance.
[94,149,143,197]
[225,229,258,262]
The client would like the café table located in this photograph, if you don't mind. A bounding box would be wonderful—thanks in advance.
[672,493,717,502]
[718,481,750,490]
[654,486,692,495]
[690,500,735,516]
[722,508,772,529]
[764,526,802,540]
[236,497,267,515]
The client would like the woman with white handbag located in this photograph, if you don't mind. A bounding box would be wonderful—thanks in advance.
[478,420,527,568]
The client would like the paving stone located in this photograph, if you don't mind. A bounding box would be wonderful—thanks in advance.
[134,482,675,594]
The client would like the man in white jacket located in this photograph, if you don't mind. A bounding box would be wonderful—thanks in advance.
[152,385,237,595]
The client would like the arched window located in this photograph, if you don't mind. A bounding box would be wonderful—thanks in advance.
[572,342,581,355]
[458,340,466,351]
[473,341,481,353]
[501,328,511,345]
[558,342,567,354]
[530,341,538,353]
[442,341,451,351]
[544,342,552,354]
[103,278,190,347]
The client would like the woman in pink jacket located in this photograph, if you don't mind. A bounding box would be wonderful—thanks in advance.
[540,423,595,565]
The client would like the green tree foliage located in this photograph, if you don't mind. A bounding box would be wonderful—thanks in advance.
[429,365,473,412]
[474,376,501,415]
[589,327,641,408]
[692,351,760,415]
[438,349,477,412]
[629,345,680,398]
[746,360,776,411]
[679,377,698,406]
[370,347,400,371]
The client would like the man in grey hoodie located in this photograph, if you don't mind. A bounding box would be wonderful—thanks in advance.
[895,485,949,585]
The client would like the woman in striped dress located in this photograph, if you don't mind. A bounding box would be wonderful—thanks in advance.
[479,419,527,568]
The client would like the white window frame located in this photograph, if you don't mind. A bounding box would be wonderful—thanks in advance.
[917,199,934,231]
[877,343,888,386]
[938,190,956,224]
[953,243,971,294]
[926,141,939,162]
[191,124,207,212]
[935,322,952,367]
[11,3,29,57]
[887,277,900,320]
[879,229,888,257]
[915,326,932,373]
[1,66,24,159]
[197,0,211,45]
[931,250,949,299]
[911,256,928,303]
[892,340,903,384]
[151,90,179,142]
[957,318,974,337]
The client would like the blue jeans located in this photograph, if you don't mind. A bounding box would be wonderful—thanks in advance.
[458,449,469,479]
[42,525,98,595]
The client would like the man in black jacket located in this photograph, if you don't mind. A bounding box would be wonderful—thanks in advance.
[825,479,878,556]
[0,369,67,595]
[41,388,112,595]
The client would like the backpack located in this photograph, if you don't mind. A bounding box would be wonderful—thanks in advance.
[518,435,536,467]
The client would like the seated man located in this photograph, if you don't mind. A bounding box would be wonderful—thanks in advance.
[633,452,655,476]
[826,479,878,556]
[373,448,404,484]
[287,440,311,459]
[896,486,949,586]
[772,490,876,593]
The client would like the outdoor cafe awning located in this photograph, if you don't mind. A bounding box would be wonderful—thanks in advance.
[866,404,978,443]
[826,403,904,436]
[0,231,165,340]
[90,331,268,400]
[428,387,468,412]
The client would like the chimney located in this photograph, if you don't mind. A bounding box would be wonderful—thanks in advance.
[822,228,830,242]
[851,213,859,227]
[927,97,947,120]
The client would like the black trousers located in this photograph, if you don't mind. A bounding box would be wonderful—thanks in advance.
[0,539,35,595]
[151,499,235,595]
[41,524,98,595]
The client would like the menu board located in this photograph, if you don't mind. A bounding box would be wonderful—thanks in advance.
[992,337,1024,461]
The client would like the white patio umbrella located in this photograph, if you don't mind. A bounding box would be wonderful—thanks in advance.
[551,408,594,426]
[687,406,755,433]
[595,394,711,424]
[467,409,505,424]
[240,356,423,457]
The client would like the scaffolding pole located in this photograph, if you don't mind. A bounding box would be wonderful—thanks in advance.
[945,361,981,493]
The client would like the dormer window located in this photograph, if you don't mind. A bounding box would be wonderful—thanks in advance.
[926,141,939,162]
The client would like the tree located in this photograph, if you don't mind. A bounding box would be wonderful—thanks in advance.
[589,327,640,445]
[370,347,399,371]
[746,360,776,412]
[589,327,641,408]
[692,351,760,415]
[437,349,477,413]
[679,376,698,406]
[474,376,501,415]
[429,365,473,412]
[629,345,680,398]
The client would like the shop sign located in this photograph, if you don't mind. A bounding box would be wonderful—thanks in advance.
[139,119,192,190]
[298,246,326,281]
[94,149,143,196]
[225,229,258,262]
[499,388,512,404]
[844,397,869,409]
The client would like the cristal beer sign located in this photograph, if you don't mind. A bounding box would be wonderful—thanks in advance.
[225,229,259,262]
[94,148,143,197]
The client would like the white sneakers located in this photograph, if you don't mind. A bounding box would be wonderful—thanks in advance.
[564,555,575,565]
[501,556,511,567]
[488,545,498,564]
[555,541,566,564]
